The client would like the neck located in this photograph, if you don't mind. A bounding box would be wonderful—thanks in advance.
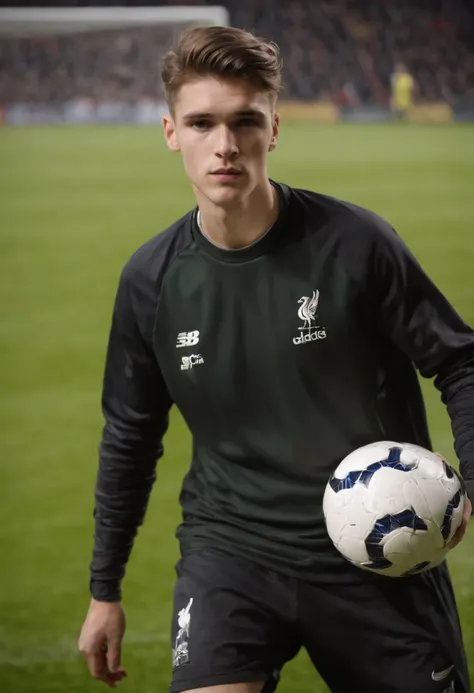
[195,180,278,250]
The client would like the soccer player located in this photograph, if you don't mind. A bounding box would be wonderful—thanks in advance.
[78,26,473,693]
[390,62,415,120]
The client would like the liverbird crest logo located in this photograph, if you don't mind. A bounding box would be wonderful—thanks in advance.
[293,290,327,345]
[172,597,193,669]
[298,290,319,329]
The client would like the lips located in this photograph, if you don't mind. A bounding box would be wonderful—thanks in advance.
[210,168,242,175]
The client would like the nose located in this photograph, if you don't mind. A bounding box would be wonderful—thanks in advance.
[214,125,239,159]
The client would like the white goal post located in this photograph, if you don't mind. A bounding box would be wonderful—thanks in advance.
[0,6,230,37]
[0,6,230,125]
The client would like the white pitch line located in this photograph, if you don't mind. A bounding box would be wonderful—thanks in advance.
[0,630,169,667]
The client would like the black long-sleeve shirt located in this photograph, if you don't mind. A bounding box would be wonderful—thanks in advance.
[90,182,474,601]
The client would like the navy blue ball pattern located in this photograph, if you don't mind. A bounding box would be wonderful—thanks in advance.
[329,446,414,493]
[440,490,463,542]
[363,508,428,570]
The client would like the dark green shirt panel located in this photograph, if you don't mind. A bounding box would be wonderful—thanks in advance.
[152,222,429,578]
[154,236,384,469]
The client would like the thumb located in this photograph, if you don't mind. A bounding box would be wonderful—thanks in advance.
[106,639,121,673]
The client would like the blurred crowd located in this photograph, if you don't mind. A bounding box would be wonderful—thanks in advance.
[0,0,473,108]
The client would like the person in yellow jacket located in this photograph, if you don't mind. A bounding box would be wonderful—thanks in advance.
[390,62,415,120]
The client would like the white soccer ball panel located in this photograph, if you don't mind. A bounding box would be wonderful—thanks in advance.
[379,527,425,573]
[323,485,375,546]
[414,451,446,480]
[412,476,456,528]
[336,533,370,566]
[383,519,444,559]
[400,477,431,519]
[361,469,415,516]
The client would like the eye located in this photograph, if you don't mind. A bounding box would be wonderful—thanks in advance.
[235,117,259,127]
[191,120,212,130]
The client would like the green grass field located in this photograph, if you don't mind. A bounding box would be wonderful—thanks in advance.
[0,123,473,693]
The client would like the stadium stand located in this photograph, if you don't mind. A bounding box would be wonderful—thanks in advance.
[0,0,472,109]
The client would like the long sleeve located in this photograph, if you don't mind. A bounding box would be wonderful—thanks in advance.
[367,216,474,503]
[90,265,173,601]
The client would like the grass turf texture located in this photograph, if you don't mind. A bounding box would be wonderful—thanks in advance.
[0,123,473,692]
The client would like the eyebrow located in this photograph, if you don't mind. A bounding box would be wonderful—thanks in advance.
[182,108,266,121]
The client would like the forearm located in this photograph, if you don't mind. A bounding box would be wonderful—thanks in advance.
[435,350,474,504]
[90,421,165,601]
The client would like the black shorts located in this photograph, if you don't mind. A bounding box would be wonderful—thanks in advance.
[169,550,470,693]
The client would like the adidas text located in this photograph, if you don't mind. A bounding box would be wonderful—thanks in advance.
[293,330,327,345]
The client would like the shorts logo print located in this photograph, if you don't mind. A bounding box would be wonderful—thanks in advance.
[172,597,193,669]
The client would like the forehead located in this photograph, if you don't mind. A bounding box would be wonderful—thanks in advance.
[173,76,273,118]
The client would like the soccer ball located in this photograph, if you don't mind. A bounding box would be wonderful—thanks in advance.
[323,441,466,577]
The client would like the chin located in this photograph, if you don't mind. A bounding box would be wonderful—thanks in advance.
[207,186,248,207]
[211,177,255,203]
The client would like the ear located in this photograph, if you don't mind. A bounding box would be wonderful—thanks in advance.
[268,112,279,152]
[162,114,180,152]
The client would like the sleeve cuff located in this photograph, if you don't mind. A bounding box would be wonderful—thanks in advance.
[90,579,122,602]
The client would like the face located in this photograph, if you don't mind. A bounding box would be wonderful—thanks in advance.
[163,76,279,209]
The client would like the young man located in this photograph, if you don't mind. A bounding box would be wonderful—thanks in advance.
[79,26,473,693]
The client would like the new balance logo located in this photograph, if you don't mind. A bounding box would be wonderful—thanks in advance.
[176,330,200,348]
[181,354,204,371]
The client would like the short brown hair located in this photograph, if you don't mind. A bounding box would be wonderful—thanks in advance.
[161,25,282,111]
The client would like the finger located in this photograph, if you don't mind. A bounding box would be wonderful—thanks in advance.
[106,668,127,683]
[87,652,119,687]
[106,640,122,673]
[464,497,472,520]
[85,651,105,677]
[448,520,466,549]
[92,667,122,688]
[449,497,472,548]
[92,654,127,687]
[110,669,127,684]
